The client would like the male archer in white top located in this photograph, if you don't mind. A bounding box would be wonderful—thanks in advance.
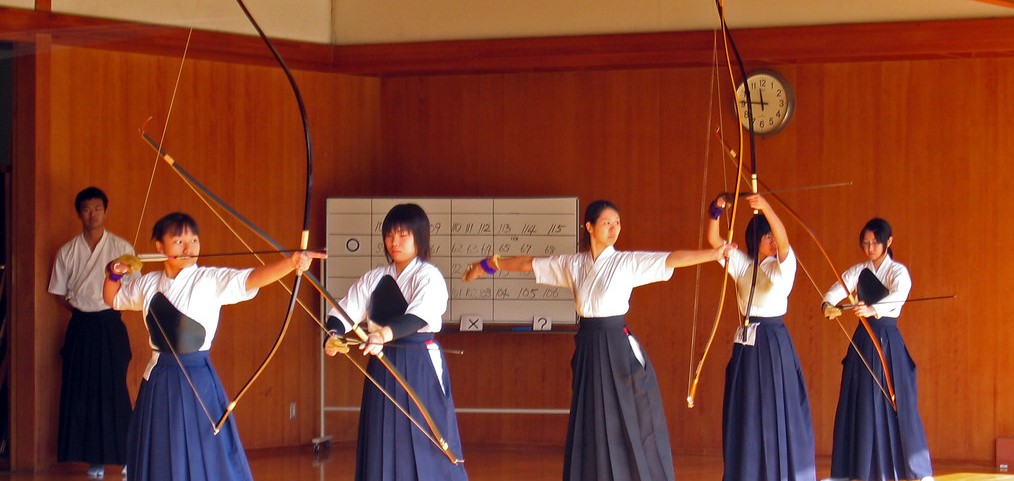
[49,186,135,479]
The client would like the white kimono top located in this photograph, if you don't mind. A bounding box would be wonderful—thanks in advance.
[327,257,448,333]
[327,258,449,392]
[823,255,911,319]
[531,246,673,318]
[49,230,135,312]
[112,264,258,378]
[721,247,797,317]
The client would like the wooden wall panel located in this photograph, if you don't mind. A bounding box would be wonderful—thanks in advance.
[376,56,1014,464]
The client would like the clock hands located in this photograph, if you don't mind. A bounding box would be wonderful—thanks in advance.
[740,88,770,111]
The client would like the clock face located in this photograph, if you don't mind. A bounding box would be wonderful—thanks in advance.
[735,70,795,136]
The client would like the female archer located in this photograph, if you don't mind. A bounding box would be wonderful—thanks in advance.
[323,203,468,481]
[104,212,324,481]
[822,218,933,481]
[462,199,732,481]
[706,193,816,481]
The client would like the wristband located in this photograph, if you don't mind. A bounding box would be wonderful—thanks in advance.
[106,261,123,282]
[479,258,497,274]
[708,201,724,221]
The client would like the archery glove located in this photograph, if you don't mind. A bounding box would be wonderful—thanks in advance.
[822,302,843,320]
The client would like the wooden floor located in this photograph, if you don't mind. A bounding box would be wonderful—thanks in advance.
[0,445,1007,480]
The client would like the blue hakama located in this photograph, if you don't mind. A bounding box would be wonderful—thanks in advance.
[722,316,816,481]
[127,351,253,481]
[830,317,932,481]
[355,332,467,481]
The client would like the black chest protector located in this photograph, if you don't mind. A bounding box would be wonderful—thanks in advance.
[146,292,207,354]
[857,269,890,305]
[370,275,409,322]
[368,274,426,340]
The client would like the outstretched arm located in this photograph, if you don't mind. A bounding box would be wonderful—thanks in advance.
[246,250,328,290]
[666,244,734,269]
[461,255,534,281]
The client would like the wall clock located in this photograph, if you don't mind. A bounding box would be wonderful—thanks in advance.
[735,69,795,136]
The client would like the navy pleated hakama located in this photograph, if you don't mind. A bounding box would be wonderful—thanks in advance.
[58,309,133,466]
[355,332,468,481]
[722,316,816,481]
[565,316,675,481]
[830,318,932,481]
[127,351,253,481]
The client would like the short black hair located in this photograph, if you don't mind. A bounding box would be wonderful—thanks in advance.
[75,186,108,211]
[151,212,200,242]
[381,204,431,262]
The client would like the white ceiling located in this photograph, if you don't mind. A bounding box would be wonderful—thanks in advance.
[6,0,1014,45]
[327,0,1014,45]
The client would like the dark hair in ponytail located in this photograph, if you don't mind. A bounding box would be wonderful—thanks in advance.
[744,215,772,261]
[580,200,619,251]
[860,217,894,258]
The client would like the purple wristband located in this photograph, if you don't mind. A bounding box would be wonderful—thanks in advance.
[708,202,724,220]
[479,258,497,274]
[106,261,124,282]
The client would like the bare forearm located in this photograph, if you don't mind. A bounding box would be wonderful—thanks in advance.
[246,256,299,290]
[666,249,720,268]
[706,219,724,248]
[246,251,326,290]
[103,279,120,308]
[763,208,791,260]
[461,255,534,281]
[496,255,534,272]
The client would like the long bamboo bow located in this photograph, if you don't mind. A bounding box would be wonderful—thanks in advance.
[686,0,754,408]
